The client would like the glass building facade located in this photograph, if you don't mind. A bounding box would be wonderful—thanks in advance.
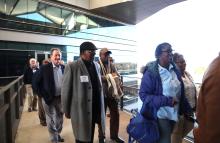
[0,0,137,77]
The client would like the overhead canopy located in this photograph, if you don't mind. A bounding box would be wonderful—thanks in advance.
[0,0,186,25]
[91,0,186,25]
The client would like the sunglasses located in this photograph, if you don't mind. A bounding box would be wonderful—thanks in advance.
[86,50,96,54]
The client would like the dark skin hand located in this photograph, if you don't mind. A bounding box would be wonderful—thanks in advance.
[172,97,178,106]
[65,113,71,119]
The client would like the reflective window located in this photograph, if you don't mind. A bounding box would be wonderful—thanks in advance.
[0,41,67,76]
[0,0,137,77]
[0,0,123,35]
[17,13,52,23]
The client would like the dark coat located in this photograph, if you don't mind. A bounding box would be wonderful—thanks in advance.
[33,62,64,105]
[23,67,39,84]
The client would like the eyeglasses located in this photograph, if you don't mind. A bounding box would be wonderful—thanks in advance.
[161,50,173,53]
[175,61,186,64]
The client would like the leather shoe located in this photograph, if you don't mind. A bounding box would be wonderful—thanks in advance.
[99,138,105,143]
[111,137,124,143]
[40,122,47,126]
[58,135,64,142]
[28,108,32,112]
[32,108,37,111]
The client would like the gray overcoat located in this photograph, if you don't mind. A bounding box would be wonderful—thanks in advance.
[61,58,105,141]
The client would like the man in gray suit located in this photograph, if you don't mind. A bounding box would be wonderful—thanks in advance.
[62,42,105,143]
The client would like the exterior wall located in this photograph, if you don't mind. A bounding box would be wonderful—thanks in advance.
[0,29,81,46]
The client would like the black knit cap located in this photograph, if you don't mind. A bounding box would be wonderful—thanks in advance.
[80,41,97,52]
[155,42,172,59]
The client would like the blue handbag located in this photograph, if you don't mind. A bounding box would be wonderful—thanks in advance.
[127,112,159,143]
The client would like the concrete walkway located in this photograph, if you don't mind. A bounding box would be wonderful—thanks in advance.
[15,99,130,143]
[15,98,191,143]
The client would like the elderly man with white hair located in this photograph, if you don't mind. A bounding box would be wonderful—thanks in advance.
[23,58,39,112]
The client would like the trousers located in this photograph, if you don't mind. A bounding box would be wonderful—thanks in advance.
[38,96,46,124]
[99,96,119,139]
[171,115,194,143]
[25,84,37,110]
[42,97,63,142]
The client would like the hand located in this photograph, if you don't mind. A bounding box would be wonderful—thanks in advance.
[101,75,107,81]
[172,97,178,106]
[65,113,71,119]
[111,72,117,77]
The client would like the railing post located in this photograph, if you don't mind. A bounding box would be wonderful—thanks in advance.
[120,76,124,111]
[19,79,25,106]
[15,82,20,119]
[5,89,13,143]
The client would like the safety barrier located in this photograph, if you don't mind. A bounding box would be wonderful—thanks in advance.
[0,76,25,143]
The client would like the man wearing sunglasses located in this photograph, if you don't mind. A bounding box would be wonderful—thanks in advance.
[62,42,105,143]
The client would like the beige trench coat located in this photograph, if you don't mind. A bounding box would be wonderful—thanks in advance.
[61,58,105,141]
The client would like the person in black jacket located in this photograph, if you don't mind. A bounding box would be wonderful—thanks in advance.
[32,59,50,126]
[23,58,39,112]
[33,48,65,143]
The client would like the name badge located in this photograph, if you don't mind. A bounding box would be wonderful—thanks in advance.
[80,76,89,82]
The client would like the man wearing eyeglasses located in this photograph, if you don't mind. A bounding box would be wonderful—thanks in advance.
[62,42,105,143]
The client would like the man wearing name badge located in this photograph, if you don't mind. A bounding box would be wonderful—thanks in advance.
[62,41,106,143]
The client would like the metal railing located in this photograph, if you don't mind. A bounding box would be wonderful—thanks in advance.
[0,75,196,143]
[120,76,140,110]
[120,75,196,143]
[0,76,25,143]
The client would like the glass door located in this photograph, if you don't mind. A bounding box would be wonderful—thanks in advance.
[35,51,49,66]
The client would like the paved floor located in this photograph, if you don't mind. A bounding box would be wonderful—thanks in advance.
[15,99,131,143]
[15,98,191,143]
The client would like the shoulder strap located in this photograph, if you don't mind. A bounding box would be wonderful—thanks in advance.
[99,60,108,75]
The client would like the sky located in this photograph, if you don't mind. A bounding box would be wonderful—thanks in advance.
[136,0,220,82]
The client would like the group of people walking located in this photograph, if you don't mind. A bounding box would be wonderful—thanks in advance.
[24,41,220,143]
[23,42,124,143]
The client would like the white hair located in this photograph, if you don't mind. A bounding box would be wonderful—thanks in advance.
[29,58,36,64]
